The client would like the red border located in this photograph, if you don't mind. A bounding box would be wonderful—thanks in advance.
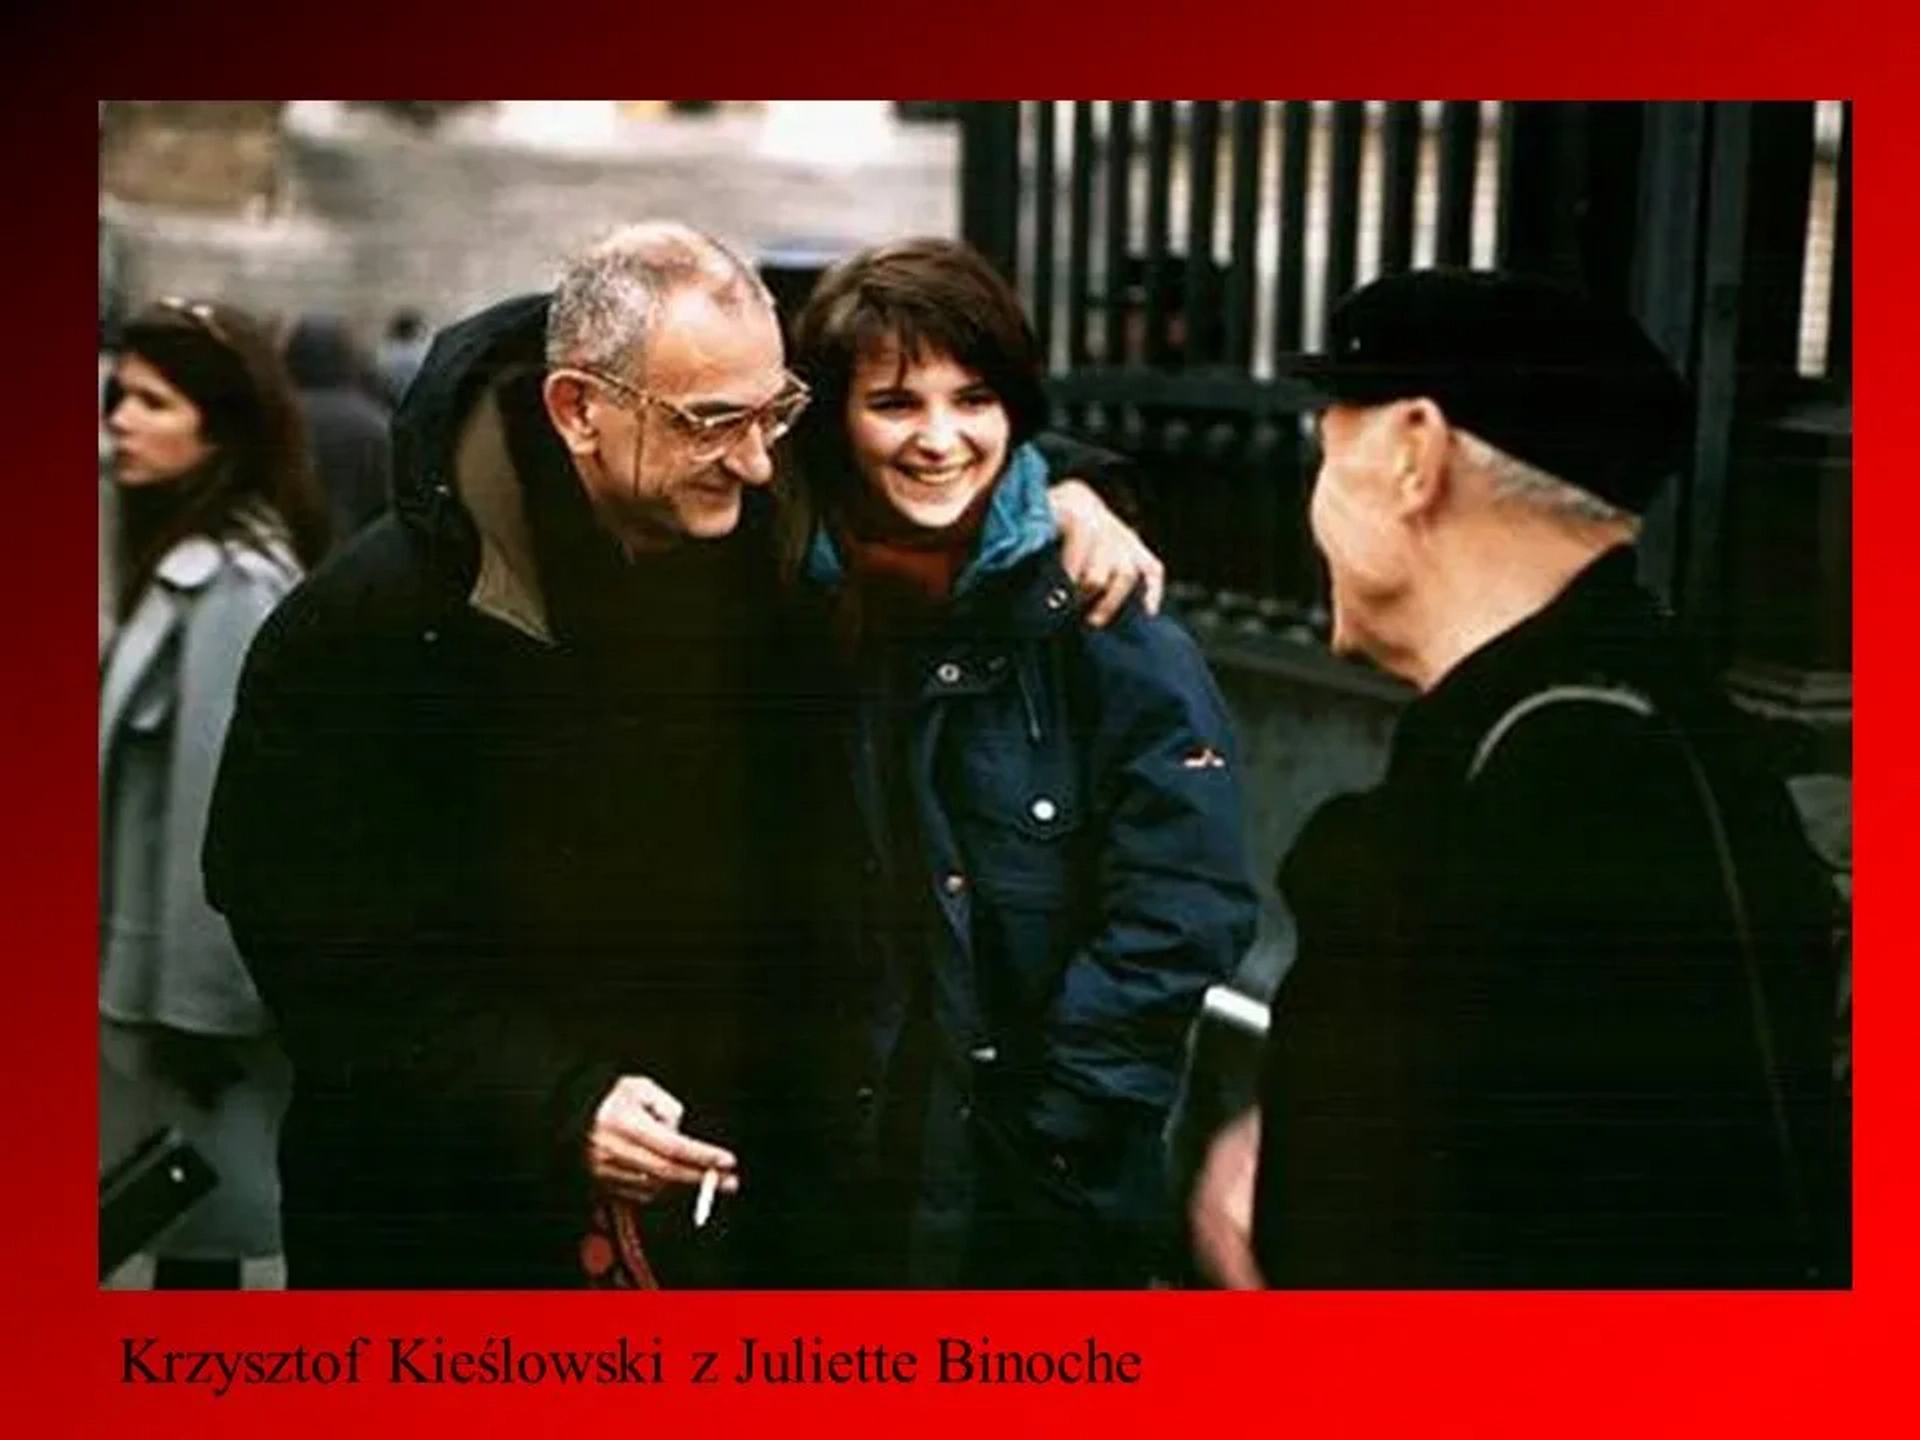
[18,5,1895,1432]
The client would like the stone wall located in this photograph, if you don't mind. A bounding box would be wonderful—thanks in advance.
[100,102,287,214]
[102,106,958,350]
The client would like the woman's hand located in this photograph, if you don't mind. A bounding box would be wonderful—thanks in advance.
[1049,479,1167,627]
[1189,1105,1267,1289]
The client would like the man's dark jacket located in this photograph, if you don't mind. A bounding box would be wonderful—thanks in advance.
[204,295,843,1287]
[1252,548,1846,1288]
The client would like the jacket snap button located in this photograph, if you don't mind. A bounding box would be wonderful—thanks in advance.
[1045,587,1071,611]
[969,1044,999,1064]
[854,1085,876,1108]
[1029,796,1058,823]
[942,872,967,896]
[935,661,962,684]
[422,628,439,644]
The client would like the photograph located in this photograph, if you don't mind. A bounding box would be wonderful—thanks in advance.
[95,97,1851,1298]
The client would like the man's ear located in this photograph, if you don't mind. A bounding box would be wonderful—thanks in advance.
[1392,397,1451,520]
[542,371,601,458]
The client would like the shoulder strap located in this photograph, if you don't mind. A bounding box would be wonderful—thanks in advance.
[1468,682,1820,1280]
[1468,682,1654,782]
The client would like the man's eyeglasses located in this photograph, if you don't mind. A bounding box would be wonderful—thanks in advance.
[562,366,812,462]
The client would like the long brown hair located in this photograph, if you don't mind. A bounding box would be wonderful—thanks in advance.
[109,298,329,617]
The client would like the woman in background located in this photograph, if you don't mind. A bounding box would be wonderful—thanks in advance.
[100,298,328,1288]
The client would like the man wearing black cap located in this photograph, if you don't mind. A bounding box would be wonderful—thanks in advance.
[1189,269,1844,1288]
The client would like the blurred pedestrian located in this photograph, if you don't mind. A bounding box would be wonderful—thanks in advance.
[373,306,430,408]
[284,313,393,541]
[1188,270,1845,1288]
[99,297,330,1288]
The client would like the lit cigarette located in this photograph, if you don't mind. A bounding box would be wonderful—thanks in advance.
[693,1168,719,1229]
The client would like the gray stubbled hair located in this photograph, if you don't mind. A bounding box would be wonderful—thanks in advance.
[1455,428,1640,529]
[544,221,772,383]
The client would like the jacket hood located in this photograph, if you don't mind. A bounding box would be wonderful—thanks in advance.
[388,291,781,646]
[386,292,559,640]
[390,292,549,535]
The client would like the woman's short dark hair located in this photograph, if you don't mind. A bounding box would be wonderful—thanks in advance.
[787,237,1048,512]
[113,298,330,609]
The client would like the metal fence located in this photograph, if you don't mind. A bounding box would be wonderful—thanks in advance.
[961,101,1851,681]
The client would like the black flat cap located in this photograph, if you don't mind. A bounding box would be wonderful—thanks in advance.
[1293,269,1693,514]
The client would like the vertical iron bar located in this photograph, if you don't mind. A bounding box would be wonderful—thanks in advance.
[1186,100,1222,364]
[1067,103,1096,368]
[1104,101,1137,364]
[1274,100,1311,358]
[1684,102,1754,649]
[1379,101,1420,275]
[1032,100,1058,363]
[1225,101,1264,368]
[1144,101,1175,366]
[1627,101,1711,609]
[1828,101,1851,386]
[1326,101,1366,303]
[1273,101,1313,616]
[959,102,1021,281]
[1436,100,1479,265]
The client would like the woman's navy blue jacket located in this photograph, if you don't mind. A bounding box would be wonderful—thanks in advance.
[803,444,1258,1284]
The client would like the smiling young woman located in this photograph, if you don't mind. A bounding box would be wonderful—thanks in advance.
[777,238,1258,1289]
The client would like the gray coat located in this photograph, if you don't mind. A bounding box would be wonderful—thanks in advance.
[99,504,301,1259]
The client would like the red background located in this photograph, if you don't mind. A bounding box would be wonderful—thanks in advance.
[12,8,1894,1429]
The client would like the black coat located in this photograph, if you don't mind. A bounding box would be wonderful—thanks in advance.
[1252,548,1845,1288]
[204,296,835,1288]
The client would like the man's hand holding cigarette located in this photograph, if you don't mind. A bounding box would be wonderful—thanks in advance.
[586,1075,739,1208]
